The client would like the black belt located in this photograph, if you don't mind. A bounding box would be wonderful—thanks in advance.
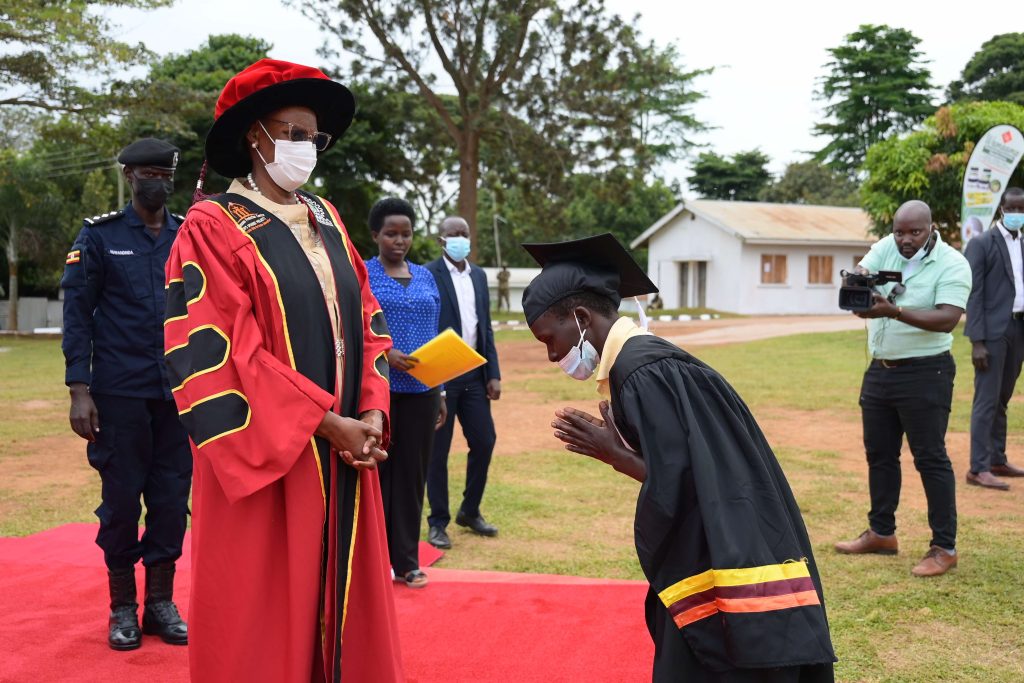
[872,351,950,368]
[1012,312,1024,320]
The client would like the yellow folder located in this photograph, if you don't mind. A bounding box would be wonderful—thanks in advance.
[405,328,487,388]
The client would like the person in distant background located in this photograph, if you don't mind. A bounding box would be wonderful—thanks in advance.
[425,216,501,550]
[366,197,447,588]
[497,264,511,312]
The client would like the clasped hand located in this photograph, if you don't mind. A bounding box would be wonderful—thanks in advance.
[316,410,387,470]
[551,401,645,481]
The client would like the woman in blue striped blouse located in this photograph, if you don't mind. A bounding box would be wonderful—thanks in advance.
[366,197,447,588]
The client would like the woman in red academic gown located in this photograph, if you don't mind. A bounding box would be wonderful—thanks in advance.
[163,59,403,682]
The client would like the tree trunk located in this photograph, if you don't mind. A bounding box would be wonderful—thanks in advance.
[456,131,481,262]
[6,219,18,331]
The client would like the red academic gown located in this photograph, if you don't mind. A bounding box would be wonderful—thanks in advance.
[164,190,402,682]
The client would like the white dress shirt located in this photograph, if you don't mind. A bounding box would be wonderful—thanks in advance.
[445,256,479,350]
[997,222,1024,313]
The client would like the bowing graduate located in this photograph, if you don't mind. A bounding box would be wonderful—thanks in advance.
[164,59,402,682]
[521,234,836,683]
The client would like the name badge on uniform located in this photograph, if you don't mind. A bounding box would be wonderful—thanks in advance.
[108,249,135,256]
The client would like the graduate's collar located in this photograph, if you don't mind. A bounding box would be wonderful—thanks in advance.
[596,316,650,398]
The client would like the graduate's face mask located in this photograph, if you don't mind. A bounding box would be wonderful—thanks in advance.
[256,120,317,192]
[558,313,600,381]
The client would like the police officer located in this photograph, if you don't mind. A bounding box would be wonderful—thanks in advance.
[61,138,191,651]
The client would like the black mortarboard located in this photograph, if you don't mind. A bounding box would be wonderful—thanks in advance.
[117,138,180,170]
[520,233,658,325]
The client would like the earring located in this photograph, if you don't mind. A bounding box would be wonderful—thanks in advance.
[251,141,257,148]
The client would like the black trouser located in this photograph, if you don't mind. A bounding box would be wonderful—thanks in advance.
[969,319,1024,473]
[379,389,441,575]
[87,393,192,570]
[859,353,957,550]
[427,370,496,529]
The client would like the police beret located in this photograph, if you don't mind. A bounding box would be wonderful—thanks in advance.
[117,138,180,170]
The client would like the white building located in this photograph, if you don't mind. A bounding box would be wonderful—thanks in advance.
[631,200,877,315]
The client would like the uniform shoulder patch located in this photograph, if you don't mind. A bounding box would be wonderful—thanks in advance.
[83,209,125,227]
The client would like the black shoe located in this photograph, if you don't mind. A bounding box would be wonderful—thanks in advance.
[455,511,498,537]
[428,526,452,549]
[141,563,188,645]
[107,567,141,651]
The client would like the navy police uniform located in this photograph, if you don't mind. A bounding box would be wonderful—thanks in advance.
[61,142,192,573]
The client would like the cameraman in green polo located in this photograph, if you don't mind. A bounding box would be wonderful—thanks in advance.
[835,200,972,578]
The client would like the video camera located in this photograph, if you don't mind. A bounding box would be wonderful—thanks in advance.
[838,270,903,312]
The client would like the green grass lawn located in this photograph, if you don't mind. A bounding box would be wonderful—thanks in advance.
[2,328,1022,681]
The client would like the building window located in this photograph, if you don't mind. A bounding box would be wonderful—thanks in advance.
[853,255,864,270]
[808,255,834,284]
[761,254,787,284]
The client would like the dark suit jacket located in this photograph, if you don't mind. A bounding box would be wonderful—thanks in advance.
[965,224,1024,342]
[426,257,501,383]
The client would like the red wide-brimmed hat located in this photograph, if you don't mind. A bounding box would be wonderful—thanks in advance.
[205,58,355,178]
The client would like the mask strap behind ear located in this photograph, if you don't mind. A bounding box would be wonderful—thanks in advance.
[634,297,650,331]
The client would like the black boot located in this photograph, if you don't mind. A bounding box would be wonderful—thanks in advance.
[107,567,142,651]
[141,563,188,645]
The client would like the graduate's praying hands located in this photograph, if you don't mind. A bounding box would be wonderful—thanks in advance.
[553,402,646,482]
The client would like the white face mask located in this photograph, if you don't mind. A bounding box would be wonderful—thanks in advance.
[256,121,317,192]
[558,314,600,381]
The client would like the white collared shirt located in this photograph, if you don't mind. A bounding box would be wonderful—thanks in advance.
[445,256,479,350]
[997,221,1024,312]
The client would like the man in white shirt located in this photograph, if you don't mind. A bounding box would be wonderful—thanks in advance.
[424,216,502,549]
[965,187,1024,490]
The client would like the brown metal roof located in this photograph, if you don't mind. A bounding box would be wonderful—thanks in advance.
[689,200,874,243]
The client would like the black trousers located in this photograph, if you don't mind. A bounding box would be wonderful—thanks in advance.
[427,370,496,529]
[969,319,1024,473]
[859,353,957,550]
[87,393,192,570]
[379,389,441,575]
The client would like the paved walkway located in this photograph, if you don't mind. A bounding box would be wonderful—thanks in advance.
[652,314,867,347]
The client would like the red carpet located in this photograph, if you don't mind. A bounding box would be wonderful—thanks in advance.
[0,525,652,682]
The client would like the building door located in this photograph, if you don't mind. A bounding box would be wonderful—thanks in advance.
[679,262,690,308]
[696,261,707,309]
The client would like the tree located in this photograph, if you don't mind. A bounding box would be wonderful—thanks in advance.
[0,0,172,113]
[948,33,1024,105]
[119,34,273,213]
[687,150,772,201]
[814,24,935,175]
[759,160,859,206]
[861,101,1024,240]
[297,0,708,258]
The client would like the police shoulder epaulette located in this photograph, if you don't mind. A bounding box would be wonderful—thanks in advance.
[83,210,125,226]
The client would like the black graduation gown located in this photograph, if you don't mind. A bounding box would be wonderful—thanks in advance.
[608,335,836,683]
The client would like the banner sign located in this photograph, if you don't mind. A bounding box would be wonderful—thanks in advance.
[961,124,1024,246]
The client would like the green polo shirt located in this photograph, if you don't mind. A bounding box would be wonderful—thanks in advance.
[859,233,972,360]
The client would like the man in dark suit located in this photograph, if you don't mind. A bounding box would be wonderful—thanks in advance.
[425,216,502,549]
[965,187,1024,490]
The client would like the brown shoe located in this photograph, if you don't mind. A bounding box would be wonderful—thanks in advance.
[966,471,1010,490]
[990,462,1024,477]
[835,529,898,555]
[911,546,957,577]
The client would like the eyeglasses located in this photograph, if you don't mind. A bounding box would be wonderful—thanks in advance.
[262,118,333,151]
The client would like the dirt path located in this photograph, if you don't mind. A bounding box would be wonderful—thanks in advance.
[6,316,1021,538]
[471,326,1023,535]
